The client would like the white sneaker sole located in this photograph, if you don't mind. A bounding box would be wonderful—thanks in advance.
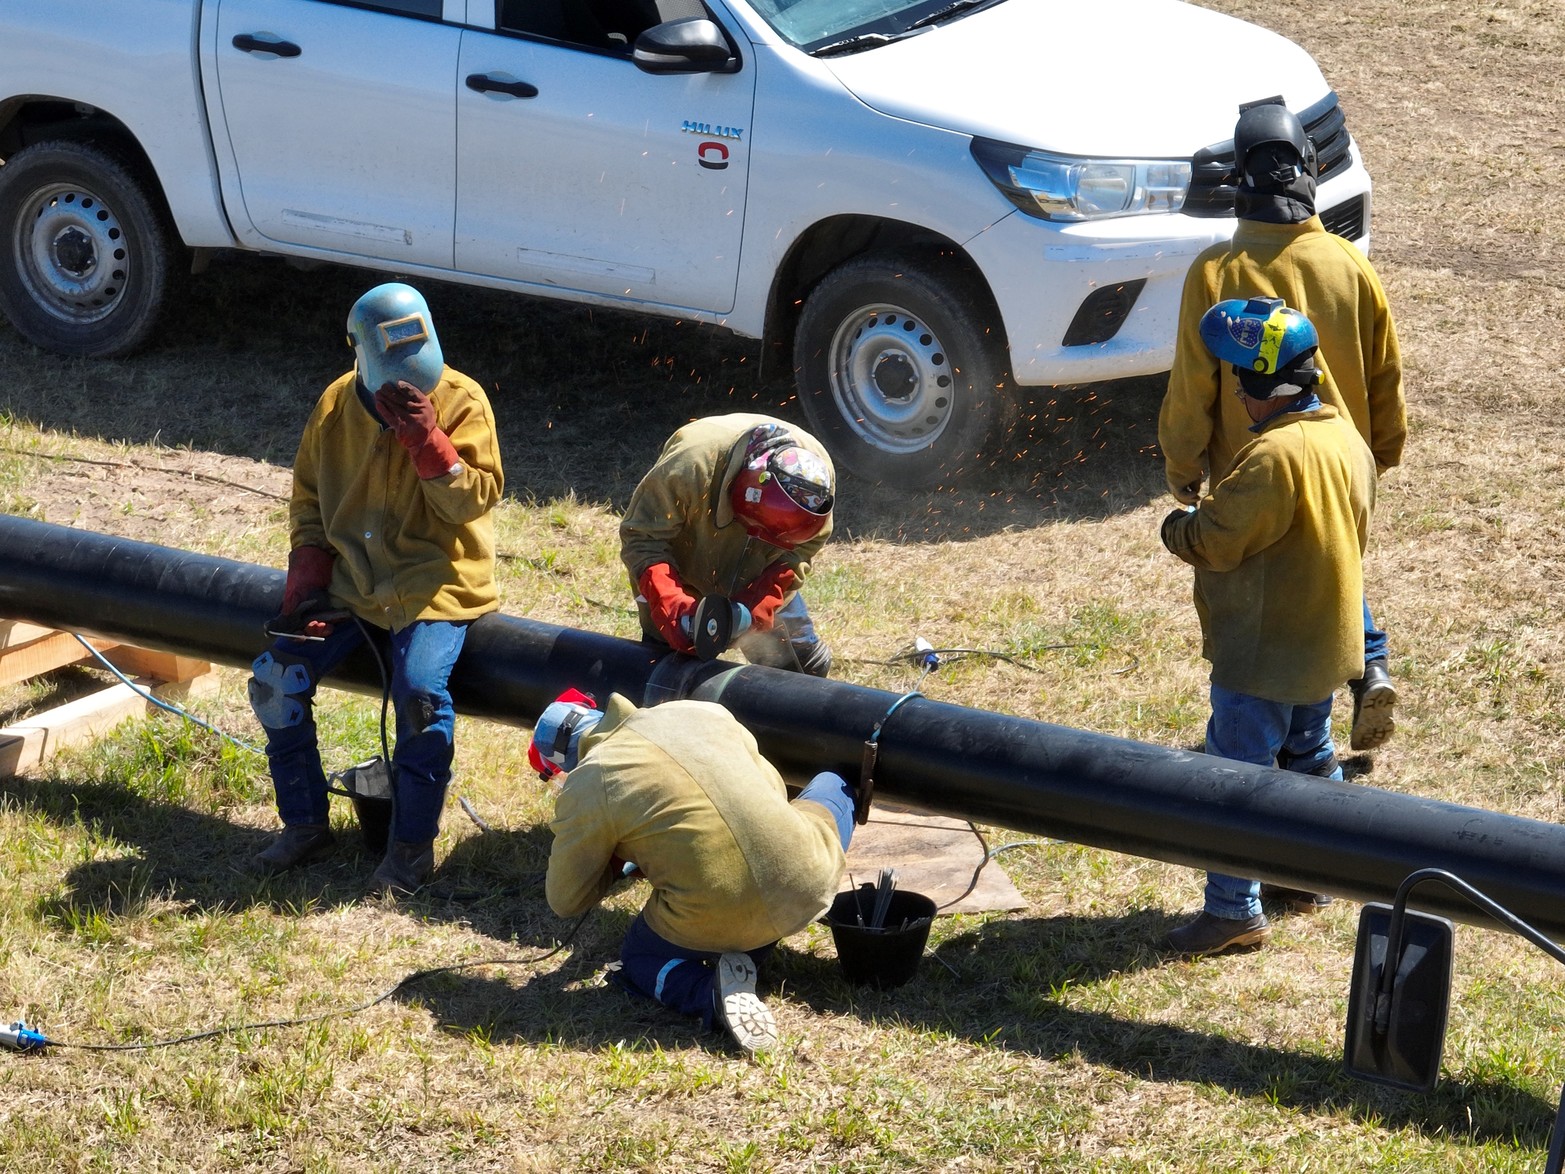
[1350,683,1397,751]
[715,953,777,1054]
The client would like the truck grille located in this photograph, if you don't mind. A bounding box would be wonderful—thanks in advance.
[1183,93,1358,232]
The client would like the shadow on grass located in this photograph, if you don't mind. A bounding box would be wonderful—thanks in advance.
[15,769,1538,1152]
[0,250,1172,540]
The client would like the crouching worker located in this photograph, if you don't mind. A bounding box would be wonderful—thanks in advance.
[248,282,504,895]
[1160,297,1375,957]
[530,691,856,1053]
[620,414,835,676]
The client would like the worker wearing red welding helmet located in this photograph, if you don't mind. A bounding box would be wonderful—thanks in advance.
[620,414,835,676]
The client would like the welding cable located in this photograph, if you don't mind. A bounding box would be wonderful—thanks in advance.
[69,635,265,756]
[10,908,595,1053]
[853,643,1139,677]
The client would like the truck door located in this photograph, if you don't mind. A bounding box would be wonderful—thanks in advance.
[454,16,754,313]
[211,0,459,268]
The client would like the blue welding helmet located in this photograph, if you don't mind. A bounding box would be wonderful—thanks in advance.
[345,283,444,394]
[1199,296,1322,398]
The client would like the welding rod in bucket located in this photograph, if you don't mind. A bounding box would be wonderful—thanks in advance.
[870,868,898,928]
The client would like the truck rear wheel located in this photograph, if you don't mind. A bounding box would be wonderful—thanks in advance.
[0,140,173,357]
[793,251,1014,487]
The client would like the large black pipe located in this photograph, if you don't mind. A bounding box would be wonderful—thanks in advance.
[3,514,1563,940]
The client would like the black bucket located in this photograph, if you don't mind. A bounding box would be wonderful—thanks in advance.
[329,757,393,856]
[351,794,393,857]
[824,886,936,988]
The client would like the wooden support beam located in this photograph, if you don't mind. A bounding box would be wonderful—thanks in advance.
[0,623,217,777]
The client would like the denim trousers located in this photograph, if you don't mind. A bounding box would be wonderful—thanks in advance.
[643,592,829,675]
[616,771,856,1026]
[250,618,468,844]
[735,594,829,675]
[1201,683,1343,920]
[1362,598,1388,666]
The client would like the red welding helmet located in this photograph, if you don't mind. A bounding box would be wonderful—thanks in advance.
[728,426,833,550]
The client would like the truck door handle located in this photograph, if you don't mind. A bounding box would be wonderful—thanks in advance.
[465,74,539,99]
[232,34,302,58]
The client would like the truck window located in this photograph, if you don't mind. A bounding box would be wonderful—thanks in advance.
[322,0,444,18]
[496,0,655,47]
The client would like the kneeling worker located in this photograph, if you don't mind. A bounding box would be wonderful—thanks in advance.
[620,414,835,676]
[530,691,856,1053]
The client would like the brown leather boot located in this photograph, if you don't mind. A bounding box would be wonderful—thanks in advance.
[249,824,335,876]
[1167,911,1270,957]
[371,839,435,896]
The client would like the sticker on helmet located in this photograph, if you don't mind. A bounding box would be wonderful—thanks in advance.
[1226,316,1265,353]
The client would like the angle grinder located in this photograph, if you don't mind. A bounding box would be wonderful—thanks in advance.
[686,594,752,660]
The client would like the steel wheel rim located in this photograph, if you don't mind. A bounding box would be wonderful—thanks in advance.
[825,301,955,455]
[14,181,131,325]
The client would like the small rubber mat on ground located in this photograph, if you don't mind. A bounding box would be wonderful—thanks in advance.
[842,805,1029,916]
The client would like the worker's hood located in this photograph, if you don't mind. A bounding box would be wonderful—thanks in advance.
[818,0,1333,158]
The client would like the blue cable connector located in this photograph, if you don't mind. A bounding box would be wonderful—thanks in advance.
[0,1021,49,1052]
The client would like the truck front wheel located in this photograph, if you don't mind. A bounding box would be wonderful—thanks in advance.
[793,252,1014,487]
[0,140,173,357]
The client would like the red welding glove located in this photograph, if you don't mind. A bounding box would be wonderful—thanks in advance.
[274,545,340,639]
[735,562,798,632]
[374,380,461,480]
[637,562,697,654]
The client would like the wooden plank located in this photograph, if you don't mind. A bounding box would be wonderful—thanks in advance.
[0,630,105,689]
[0,672,220,778]
[0,621,62,649]
[0,681,151,776]
[99,647,211,684]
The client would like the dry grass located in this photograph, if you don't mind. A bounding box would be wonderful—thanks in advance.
[0,0,1563,1168]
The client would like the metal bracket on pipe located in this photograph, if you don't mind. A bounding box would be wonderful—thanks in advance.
[642,650,740,708]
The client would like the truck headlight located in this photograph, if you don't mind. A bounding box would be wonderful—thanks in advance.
[971,137,1192,221]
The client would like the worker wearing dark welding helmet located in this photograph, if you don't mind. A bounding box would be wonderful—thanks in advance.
[531,690,856,1054]
[620,414,835,676]
[246,282,503,896]
[1160,98,1406,756]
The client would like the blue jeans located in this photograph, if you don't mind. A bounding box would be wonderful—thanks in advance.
[616,771,856,1025]
[735,594,830,676]
[1202,683,1343,920]
[249,619,468,844]
[1363,598,1388,668]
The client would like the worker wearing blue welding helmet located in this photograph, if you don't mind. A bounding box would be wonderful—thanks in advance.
[1160,297,1376,958]
[247,283,504,897]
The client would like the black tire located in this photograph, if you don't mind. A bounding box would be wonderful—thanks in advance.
[0,140,174,357]
[793,251,1014,487]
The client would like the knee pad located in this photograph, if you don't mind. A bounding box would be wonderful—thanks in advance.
[402,692,440,736]
[248,650,315,729]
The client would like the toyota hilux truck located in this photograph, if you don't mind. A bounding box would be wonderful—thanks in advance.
[0,0,1372,486]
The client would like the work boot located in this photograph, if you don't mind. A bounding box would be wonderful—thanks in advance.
[249,824,335,876]
[371,839,435,897]
[1166,911,1270,957]
[713,952,777,1054]
[1260,884,1333,914]
[1348,661,1397,752]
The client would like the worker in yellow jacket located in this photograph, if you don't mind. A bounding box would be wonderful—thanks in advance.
[620,414,834,676]
[1161,297,1376,957]
[248,283,503,895]
[531,691,855,1053]
[1160,100,1405,753]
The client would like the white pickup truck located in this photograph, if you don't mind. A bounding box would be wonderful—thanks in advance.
[0,0,1371,486]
